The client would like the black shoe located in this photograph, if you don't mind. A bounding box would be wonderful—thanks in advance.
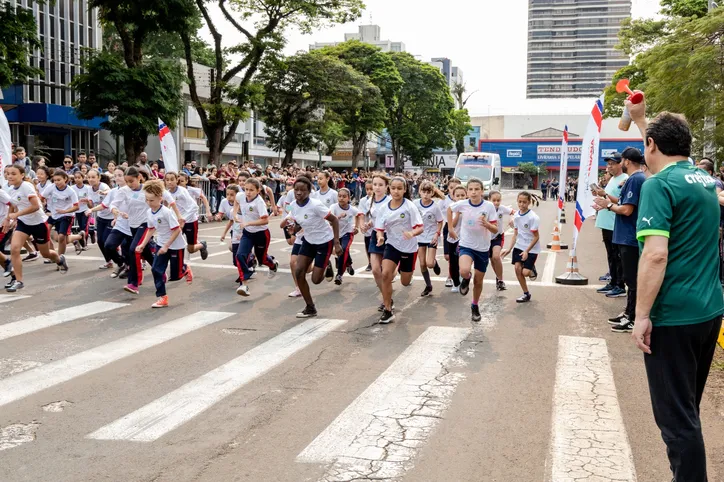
[89,231,97,244]
[432,262,441,276]
[516,293,532,303]
[597,283,614,293]
[57,255,68,274]
[365,264,372,272]
[296,305,318,319]
[378,300,395,312]
[421,285,432,297]
[608,312,626,325]
[5,279,24,292]
[459,277,471,296]
[325,263,334,282]
[347,264,355,276]
[234,277,241,284]
[529,266,538,281]
[200,241,209,260]
[379,309,395,324]
[74,241,82,255]
[496,280,507,291]
[118,266,129,279]
[611,320,634,333]
[471,304,481,322]
[5,275,17,289]
[22,252,39,262]
[606,287,627,298]
[334,274,343,285]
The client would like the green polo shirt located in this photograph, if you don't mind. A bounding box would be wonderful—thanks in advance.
[636,160,724,327]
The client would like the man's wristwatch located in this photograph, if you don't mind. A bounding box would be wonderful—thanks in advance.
[606,202,614,211]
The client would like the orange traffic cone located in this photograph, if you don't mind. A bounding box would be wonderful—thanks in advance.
[556,255,588,285]
[546,223,568,250]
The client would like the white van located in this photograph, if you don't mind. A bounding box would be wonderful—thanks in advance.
[453,152,501,190]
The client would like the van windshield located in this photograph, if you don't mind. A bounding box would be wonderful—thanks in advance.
[455,165,492,182]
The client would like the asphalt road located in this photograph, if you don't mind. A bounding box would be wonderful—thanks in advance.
[1,190,722,482]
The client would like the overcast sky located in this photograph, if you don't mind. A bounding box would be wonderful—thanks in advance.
[210,0,661,116]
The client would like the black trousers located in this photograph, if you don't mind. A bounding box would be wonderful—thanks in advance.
[618,244,639,320]
[644,316,722,482]
[601,229,624,288]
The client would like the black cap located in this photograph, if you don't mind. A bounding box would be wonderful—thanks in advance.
[621,147,645,165]
[605,152,622,163]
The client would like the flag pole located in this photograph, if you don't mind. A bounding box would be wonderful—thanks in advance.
[547,125,569,250]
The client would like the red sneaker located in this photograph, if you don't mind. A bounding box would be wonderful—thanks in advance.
[152,295,169,308]
[185,267,193,284]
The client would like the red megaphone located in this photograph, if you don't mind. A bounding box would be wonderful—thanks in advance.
[616,79,644,104]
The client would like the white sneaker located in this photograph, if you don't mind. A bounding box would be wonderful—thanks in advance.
[236,284,250,297]
[451,286,459,293]
[288,288,302,298]
[445,278,453,287]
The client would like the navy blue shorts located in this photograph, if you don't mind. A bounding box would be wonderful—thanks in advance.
[417,241,439,249]
[368,232,386,255]
[442,224,450,255]
[50,216,73,236]
[16,220,51,245]
[299,238,334,268]
[0,228,12,252]
[383,245,418,273]
[459,247,489,273]
[512,248,538,271]
[291,242,302,256]
[489,234,504,256]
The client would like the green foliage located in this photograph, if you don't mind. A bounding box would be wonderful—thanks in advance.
[451,109,472,156]
[660,0,708,18]
[0,3,43,88]
[385,52,455,169]
[517,162,543,176]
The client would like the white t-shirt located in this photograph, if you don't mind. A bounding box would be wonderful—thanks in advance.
[112,185,175,228]
[414,199,444,243]
[367,194,389,237]
[218,199,242,244]
[103,187,131,235]
[8,181,47,225]
[449,199,498,252]
[375,198,423,254]
[495,205,515,236]
[90,183,114,220]
[72,183,92,211]
[446,210,463,244]
[513,210,541,254]
[357,196,374,237]
[289,198,333,245]
[169,186,198,222]
[235,192,269,234]
[187,186,202,202]
[43,184,78,219]
[148,205,187,250]
[439,194,456,226]
[331,203,360,236]
[0,189,11,224]
[315,188,338,208]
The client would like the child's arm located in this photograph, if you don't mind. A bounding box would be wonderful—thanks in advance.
[244,216,269,227]
[135,228,156,252]
[501,229,517,258]
[220,220,233,241]
[446,207,458,240]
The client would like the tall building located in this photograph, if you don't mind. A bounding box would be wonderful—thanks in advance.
[429,58,464,88]
[0,0,104,165]
[310,24,405,52]
[526,0,631,99]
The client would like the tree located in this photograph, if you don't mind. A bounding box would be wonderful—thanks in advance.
[257,52,373,166]
[317,41,403,169]
[0,3,42,89]
[450,81,476,110]
[73,0,196,162]
[451,109,472,156]
[385,52,455,170]
[183,0,364,165]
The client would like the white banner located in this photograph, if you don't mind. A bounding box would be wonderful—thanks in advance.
[0,108,12,171]
[158,119,178,173]
[557,125,569,217]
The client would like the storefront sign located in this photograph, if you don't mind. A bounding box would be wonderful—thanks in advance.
[507,149,522,158]
[537,145,581,163]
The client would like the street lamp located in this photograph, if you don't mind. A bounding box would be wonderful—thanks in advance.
[364,147,370,172]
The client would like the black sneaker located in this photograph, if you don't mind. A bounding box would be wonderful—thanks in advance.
[22,252,39,262]
[79,235,87,249]
[471,305,482,322]
[496,280,507,291]
[608,312,626,325]
[347,264,355,276]
[334,274,343,285]
[3,259,12,278]
[325,263,334,282]
[611,320,634,333]
[118,266,129,279]
[110,265,123,278]
[365,264,372,272]
[296,305,318,319]
[597,283,614,293]
[516,293,532,303]
[57,255,68,274]
[605,287,626,298]
[378,300,395,312]
[433,262,441,276]
[89,231,97,244]
[379,309,395,324]
[421,285,433,297]
[74,241,82,255]
[459,277,471,296]
[5,279,24,292]
[200,241,209,260]
[529,266,538,281]
[4,275,16,289]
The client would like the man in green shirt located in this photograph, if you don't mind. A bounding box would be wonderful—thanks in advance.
[629,98,723,482]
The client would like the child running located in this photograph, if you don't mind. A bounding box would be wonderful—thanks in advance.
[0,188,13,279]
[488,190,515,291]
[42,170,80,258]
[330,187,360,285]
[356,180,374,271]
[414,180,444,296]
[285,175,342,318]
[232,178,279,297]
[501,191,540,303]
[71,171,92,251]
[280,178,313,298]
[165,172,209,260]
[440,177,461,287]
[364,174,390,308]
[374,176,424,323]
[446,185,467,292]
[136,180,189,308]
[447,178,498,322]
[102,168,132,279]
[85,170,114,269]
[3,165,67,292]
[315,171,338,208]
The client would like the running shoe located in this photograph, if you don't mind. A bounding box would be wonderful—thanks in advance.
[79,235,87,249]
[365,264,372,272]
[608,312,627,325]
[43,258,53,264]
[459,277,471,296]
[516,293,532,303]
[200,241,209,260]
[235,277,241,284]
[529,266,538,281]
[605,287,626,298]
[23,252,38,262]
[325,263,334,282]
[471,304,482,322]
[451,286,460,293]
[152,296,169,308]
[57,255,68,274]
[496,280,507,291]
[123,284,139,295]
[3,259,12,277]
[5,276,16,289]
[89,231,97,245]
[296,305,318,318]
[185,267,194,284]
[268,259,278,278]
[421,285,433,297]
[236,284,250,297]
[334,274,343,285]
[432,262,441,276]
[597,283,614,294]
[141,260,147,271]
[599,272,611,282]
[118,266,129,279]
[5,280,24,292]
[347,264,355,276]
[378,300,395,312]
[445,277,453,288]
[611,319,634,333]
[379,309,395,324]
[288,288,302,298]
[249,254,257,268]
[99,262,114,270]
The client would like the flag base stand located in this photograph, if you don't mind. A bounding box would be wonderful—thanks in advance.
[560,208,567,224]
[555,255,588,285]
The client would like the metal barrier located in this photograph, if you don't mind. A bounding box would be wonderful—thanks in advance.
[191,177,212,223]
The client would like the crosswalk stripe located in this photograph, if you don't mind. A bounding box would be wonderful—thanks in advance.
[0,295,31,305]
[0,311,233,409]
[87,318,349,442]
[0,301,128,342]
[297,326,470,479]
[550,336,637,481]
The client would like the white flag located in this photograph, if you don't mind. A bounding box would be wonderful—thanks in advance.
[0,108,12,171]
[158,119,178,173]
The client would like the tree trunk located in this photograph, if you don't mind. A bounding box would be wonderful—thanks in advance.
[123,131,147,165]
[350,132,367,170]
[392,138,403,172]
[206,126,223,166]
[283,147,295,167]
[456,138,465,156]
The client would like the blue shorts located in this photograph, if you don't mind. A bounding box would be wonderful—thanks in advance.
[368,232,386,255]
[512,248,538,271]
[50,216,74,236]
[299,238,334,268]
[459,247,489,273]
[16,220,51,245]
[489,234,504,256]
[383,245,418,273]
[417,241,438,249]
[291,242,302,256]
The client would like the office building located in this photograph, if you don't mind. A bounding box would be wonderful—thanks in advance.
[310,24,405,52]
[526,0,631,99]
[429,58,464,88]
[0,0,104,165]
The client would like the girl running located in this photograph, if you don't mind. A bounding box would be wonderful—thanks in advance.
[71,171,92,250]
[374,176,423,323]
[285,175,342,318]
[4,165,67,292]
[103,168,132,279]
[440,177,461,288]
[356,180,374,271]
[364,174,390,309]
[85,169,115,269]
[178,172,212,220]
[446,185,467,292]
[136,181,189,308]
[232,178,279,297]
[330,188,360,285]
[0,188,13,279]
[488,190,515,291]
[42,170,80,257]
[501,191,541,303]
[280,177,314,298]
[219,184,243,281]
[165,172,209,260]
[414,180,444,297]
[447,177,498,322]
[315,171,338,208]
